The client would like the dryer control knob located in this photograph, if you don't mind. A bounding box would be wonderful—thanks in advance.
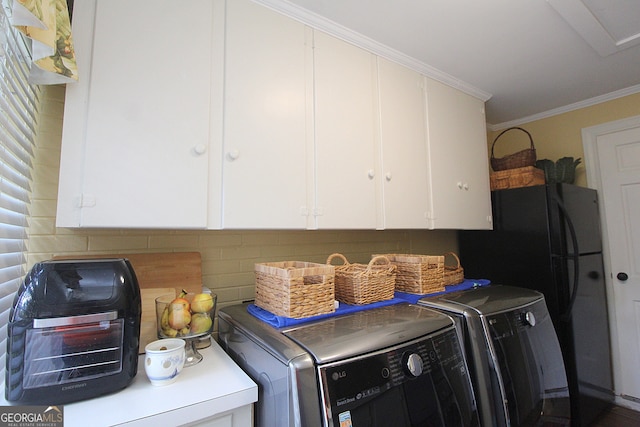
[524,311,536,327]
[404,353,424,377]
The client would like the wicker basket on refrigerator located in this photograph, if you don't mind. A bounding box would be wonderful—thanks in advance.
[490,127,537,171]
[490,166,545,190]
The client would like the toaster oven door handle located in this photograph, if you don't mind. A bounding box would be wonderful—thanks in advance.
[33,310,118,328]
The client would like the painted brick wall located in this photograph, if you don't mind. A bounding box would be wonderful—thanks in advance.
[29,86,458,314]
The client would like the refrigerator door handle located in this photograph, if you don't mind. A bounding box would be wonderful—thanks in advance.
[553,194,580,321]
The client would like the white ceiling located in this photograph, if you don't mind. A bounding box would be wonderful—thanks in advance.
[262,0,640,129]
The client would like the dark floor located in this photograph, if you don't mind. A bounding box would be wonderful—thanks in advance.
[589,405,640,427]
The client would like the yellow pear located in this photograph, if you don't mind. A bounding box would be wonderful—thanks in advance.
[191,293,214,313]
[161,326,179,338]
[168,302,191,330]
[190,313,213,334]
[170,292,191,313]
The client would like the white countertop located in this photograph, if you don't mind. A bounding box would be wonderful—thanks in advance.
[2,339,257,427]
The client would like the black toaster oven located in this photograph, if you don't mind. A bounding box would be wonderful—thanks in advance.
[5,259,142,404]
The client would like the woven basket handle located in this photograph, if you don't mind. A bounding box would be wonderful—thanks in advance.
[444,252,461,268]
[326,253,350,266]
[367,255,391,271]
[490,127,535,159]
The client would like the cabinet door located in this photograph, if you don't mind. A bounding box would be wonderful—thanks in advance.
[377,58,430,228]
[222,0,310,229]
[58,0,213,228]
[313,31,378,229]
[425,78,493,229]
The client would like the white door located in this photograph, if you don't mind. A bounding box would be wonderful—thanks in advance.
[584,116,640,411]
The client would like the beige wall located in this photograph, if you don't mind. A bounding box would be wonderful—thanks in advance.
[488,92,640,187]
[29,86,458,314]
[31,86,640,316]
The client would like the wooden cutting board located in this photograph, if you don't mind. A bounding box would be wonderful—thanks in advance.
[53,252,202,353]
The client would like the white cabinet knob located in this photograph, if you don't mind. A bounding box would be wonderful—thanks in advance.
[193,144,207,155]
[457,182,463,189]
[463,183,469,190]
[367,169,375,179]
[385,172,392,182]
[226,150,240,161]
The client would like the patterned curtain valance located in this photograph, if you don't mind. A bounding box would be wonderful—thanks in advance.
[10,0,78,84]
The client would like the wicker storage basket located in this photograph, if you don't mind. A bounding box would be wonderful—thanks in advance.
[490,166,545,190]
[254,261,335,319]
[327,253,396,305]
[491,127,537,171]
[377,254,445,295]
[443,252,464,286]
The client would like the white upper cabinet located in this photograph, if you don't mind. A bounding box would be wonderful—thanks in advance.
[57,0,215,228]
[313,31,378,229]
[424,77,493,229]
[57,0,492,230]
[221,0,311,229]
[377,57,431,229]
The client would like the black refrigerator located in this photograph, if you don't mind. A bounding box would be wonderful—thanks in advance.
[458,183,614,427]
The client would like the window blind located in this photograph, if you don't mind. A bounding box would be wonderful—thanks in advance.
[0,3,40,377]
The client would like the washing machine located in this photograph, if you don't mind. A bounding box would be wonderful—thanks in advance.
[219,302,481,427]
[418,285,571,427]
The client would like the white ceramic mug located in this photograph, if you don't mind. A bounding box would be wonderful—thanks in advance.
[144,338,186,386]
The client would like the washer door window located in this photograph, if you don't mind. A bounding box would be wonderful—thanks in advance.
[486,300,570,426]
[319,329,480,427]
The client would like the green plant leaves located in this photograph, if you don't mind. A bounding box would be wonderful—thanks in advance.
[535,157,582,184]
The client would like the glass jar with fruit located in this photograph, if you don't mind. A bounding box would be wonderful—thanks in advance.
[155,290,217,366]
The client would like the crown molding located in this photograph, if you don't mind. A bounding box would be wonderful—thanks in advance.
[253,0,492,102]
[252,0,639,131]
[487,84,640,131]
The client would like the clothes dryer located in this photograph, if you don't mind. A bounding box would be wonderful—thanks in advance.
[418,285,570,426]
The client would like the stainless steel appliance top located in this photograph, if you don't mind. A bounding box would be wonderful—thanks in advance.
[282,303,453,364]
[219,303,453,365]
[423,284,543,316]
